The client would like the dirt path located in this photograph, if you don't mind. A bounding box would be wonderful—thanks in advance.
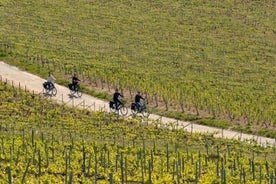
[0,61,275,147]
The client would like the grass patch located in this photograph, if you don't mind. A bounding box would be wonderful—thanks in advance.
[152,109,230,129]
[195,119,230,129]
[0,52,6,58]
[152,110,201,121]
[232,126,276,139]
[83,87,111,100]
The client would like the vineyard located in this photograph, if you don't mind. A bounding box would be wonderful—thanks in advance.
[0,79,275,183]
[0,0,275,137]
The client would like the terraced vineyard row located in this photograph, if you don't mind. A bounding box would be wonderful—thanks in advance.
[0,80,275,183]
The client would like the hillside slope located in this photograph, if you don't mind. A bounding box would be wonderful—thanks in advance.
[0,61,274,147]
[0,64,275,183]
[0,0,275,137]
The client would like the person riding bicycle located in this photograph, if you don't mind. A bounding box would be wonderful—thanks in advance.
[45,72,56,90]
[113,88,124,110]
[135,91,145,111]
[71,73,81,90]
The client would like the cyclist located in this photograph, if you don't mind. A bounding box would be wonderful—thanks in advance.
[113,88,124,110]
[72,73,81,90]
[135,91,145,111]
[45,72,56,89]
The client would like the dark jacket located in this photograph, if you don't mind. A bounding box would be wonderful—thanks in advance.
[135,94,144,103]
[113,92,123,101]
[72,76,80,84]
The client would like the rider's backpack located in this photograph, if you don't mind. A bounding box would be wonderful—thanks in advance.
[43,82,47,89]
[68,83,73,90]
[131,102,136,110]
[109,101,114,108]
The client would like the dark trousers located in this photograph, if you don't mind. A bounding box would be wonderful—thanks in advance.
[72,82,78,89]
[114,99,122,110]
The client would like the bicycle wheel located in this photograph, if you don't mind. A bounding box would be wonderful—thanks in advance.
[51,87,57,96]
[110,106,117,113]
[76,88,82,97]
[43,87,52,97]
[131,103,137,116]
[70,89,75,95]
[120,106,128,116]
[43,87,48,95]
[110,108,116,114]
[131,108,137,116]
[142,107,150,118]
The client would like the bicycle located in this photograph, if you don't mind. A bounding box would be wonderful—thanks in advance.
[109,101,128,116]
[43,82,57,97]
[69,83,82,97]
[130,102,150,118]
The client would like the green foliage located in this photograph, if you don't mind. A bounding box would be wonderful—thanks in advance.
[233,126,276,139]
[195,119,230,129]
[84,88,110,100]
[0,80,275,183]
[0,1,275,140]
[158,110,201,122]
[0,51,6,58]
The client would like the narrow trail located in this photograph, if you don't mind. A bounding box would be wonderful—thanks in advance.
[0,61,275,147]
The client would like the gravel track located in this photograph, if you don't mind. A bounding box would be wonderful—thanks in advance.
[0,61,275,147]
